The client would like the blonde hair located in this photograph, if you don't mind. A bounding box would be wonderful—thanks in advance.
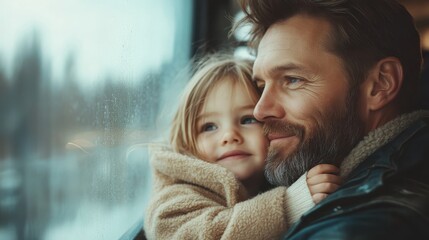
[170,53,259,157]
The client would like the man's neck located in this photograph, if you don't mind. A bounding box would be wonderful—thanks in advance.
[364,107,400,134]
[241,172,265,198]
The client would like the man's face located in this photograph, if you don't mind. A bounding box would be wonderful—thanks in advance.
[253,14,364,186]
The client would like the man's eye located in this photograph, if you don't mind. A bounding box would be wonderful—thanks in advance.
[255,81,265,93]
[201,123,217,132]
[288,77,301,84]
[241,116,259,125]
[286,77,302,84]
[283,76,304,89]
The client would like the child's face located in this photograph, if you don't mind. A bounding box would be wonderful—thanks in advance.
[196,79,268,181]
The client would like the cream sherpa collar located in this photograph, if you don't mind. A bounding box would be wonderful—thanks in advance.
[340,110,429,178]
[148,144,249,204]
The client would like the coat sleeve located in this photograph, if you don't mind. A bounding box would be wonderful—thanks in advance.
[144,172,314,240]
[283,173,316,224]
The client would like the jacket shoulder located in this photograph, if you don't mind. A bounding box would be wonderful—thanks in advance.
[286,204,429,240]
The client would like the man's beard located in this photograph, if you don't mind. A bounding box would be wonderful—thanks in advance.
[264,91,364,187]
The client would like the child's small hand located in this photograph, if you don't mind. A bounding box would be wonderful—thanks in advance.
[306,164,342,204]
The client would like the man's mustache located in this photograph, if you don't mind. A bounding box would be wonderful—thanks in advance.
[263,119,305,140]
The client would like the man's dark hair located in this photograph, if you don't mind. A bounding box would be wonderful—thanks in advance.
[234,0,422,112]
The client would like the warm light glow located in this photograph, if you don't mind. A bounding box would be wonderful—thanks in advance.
[422,28,429,50]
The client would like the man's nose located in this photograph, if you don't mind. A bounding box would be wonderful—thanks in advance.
[221,127,243,145]
[254,86,285,121]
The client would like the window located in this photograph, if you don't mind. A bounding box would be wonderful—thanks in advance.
[0,0,192,239]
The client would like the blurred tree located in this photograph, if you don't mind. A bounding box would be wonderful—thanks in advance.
[55,53,90,153]
[0,63,10,158]
[11,32,43,161]
[9,30,48,240]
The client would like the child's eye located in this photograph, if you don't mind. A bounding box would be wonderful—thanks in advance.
[201,123,217,132]
[241,116,259,125]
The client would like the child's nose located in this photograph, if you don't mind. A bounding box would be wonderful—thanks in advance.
[221,128,243,145]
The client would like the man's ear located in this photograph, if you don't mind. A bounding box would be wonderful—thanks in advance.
[361,57,403,111]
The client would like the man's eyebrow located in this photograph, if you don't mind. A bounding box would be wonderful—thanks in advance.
[270,63,306,73]
[253,63,308,81]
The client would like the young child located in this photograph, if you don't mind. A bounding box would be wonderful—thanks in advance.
[144,54,342,240]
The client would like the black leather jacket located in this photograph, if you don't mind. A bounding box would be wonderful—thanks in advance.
[284,117,429,240]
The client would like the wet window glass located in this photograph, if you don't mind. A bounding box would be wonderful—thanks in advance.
[0,0,192,239]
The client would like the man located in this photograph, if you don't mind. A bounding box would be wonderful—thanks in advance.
[234,0,429,239]
[421,50,429,109]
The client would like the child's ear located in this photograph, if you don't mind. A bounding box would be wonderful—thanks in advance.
[361,57,403,112]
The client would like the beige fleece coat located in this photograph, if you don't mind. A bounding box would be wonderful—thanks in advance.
[144,145,314,240]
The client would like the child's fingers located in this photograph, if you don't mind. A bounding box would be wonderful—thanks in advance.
[312,193,328,204]
[309,182,341,195]
[307,173,342,186]
[307,164,340,178]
